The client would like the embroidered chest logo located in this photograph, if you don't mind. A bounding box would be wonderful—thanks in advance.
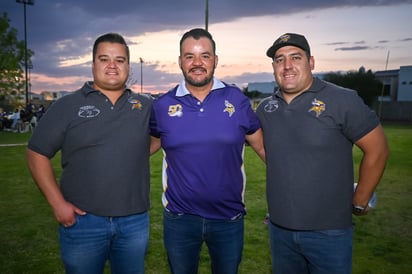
[308,98,326,117]
[264,100,279,113]
[168,104,183,117]
[223,100,235,117]
[128,98,142,110]
[78,105,100,118]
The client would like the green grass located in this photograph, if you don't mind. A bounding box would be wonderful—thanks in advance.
[0,123,411,273]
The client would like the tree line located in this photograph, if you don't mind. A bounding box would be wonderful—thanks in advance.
[244,67,383,108]
[0,12,34,109]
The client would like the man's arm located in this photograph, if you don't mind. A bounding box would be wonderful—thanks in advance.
[150,136,161,155]
[26,149,86,226]
[245,128,266,163]
[353,124,389,215]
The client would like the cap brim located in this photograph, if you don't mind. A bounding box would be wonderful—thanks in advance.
[266,46,277,58]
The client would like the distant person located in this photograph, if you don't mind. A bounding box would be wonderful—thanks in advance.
[19,106,35,133]
[27,101,35,113]
[36,104,45,121]
[9,107,21,132]
[256,33,389,274]
[26,33,152,274]
[0,107,5,130]
[150,28,265,274]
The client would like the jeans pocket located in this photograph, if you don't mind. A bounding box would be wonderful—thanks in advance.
[60,214,81,229]
[316,226,353,237]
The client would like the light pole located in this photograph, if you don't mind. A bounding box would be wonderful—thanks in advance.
[28,60,33,99]
[378,50,390,119]
[139,57,144,93]
[205,0,209,31]
[16,0,34,107]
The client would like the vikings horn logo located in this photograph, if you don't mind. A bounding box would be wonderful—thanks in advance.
[129,99,142,110]
[168,104,183,117]
[223,100,235,117]
[308,98,326,117]
[279,34,291,43]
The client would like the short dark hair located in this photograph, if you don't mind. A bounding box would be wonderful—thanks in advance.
[179,28,216,55]
[92,33,130,63]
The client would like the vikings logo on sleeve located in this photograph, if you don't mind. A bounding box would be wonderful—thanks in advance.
[223,100,235,117]
[308,98,326,117]
[168,104,183,117]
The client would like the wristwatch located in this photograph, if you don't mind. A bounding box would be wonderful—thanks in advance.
[352,205,366,214]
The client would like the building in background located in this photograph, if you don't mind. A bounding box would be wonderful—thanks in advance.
[374,65,412,121]
[375,65,412,102]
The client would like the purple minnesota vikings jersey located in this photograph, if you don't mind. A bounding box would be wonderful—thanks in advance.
[150,79,260,220]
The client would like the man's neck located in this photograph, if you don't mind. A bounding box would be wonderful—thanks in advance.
[186,81,213,102]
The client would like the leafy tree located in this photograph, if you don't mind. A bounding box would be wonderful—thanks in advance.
[0,12,33,107]
[323,66,381,107]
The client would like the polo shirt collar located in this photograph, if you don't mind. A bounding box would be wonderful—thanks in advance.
[307,77,325,93]
[176,77,225,97]
[82,81,96,95]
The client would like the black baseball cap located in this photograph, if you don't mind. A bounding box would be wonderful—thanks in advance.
[266,33,311,58]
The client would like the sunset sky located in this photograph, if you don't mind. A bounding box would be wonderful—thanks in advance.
[3,0,412,94]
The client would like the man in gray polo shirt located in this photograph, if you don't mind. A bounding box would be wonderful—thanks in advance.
[256,33,389,274]
[26,33,152,274]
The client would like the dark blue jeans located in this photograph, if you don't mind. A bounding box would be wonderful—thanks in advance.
[269,222,353,274]
[59,212,149,274]
[163,210,244,274]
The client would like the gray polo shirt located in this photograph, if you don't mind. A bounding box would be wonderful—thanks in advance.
[256,78,379,230]
[28,82,152,216]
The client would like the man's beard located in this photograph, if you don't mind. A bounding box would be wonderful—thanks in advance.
[183,66,215,87]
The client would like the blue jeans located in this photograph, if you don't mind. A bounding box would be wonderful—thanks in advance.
[59,212,149,274]
[269,222,353,274]
[163,210,244,274]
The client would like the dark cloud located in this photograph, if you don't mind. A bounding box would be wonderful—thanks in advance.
[325,42,350,46]
[2,0,411,92]
[334,46,371,51]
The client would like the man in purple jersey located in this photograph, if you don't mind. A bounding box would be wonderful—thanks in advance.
[150,28,265,274]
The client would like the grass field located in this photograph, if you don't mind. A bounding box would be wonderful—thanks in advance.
[0,123,411,273]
